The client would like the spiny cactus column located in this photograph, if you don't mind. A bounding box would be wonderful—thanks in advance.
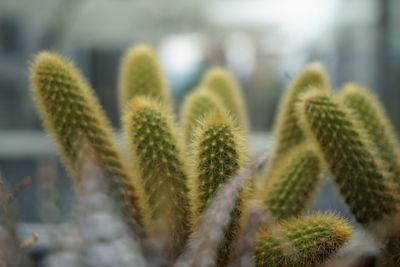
[180,87,225,146]
[123,96,190,258]
[255,213,352,267]
[262,144,322,220]
[118,44,170,114]
[339,84,400,186]
[271,63,328,166]
[298,91,399,228]
[30,52,144,230]
[190,111,248,266]
[200,67,248,132]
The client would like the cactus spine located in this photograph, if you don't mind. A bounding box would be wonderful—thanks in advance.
[298,91,399,227]
[200,67,248,131]
[30,52,143,229]
[339,84,400,186]
[123,96,190,258]
[255,213,352,267]
[262,144,322,220]
[271,63,328,166]
[190,111,248,266]
[118,44,170,114]
[180,87,225,146]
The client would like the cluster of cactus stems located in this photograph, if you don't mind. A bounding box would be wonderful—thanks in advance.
[27,43,400,267]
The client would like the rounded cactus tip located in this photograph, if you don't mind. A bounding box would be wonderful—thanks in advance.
[255,212,353,267]
[291,62,329,88]
[180,87,225,145]
[118,43,170,113]
[31,51,73,84]
[200,66,248,131]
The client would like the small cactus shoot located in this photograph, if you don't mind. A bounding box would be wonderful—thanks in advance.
[255,213,352,267]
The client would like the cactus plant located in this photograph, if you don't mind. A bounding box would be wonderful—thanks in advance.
[30,51,144,229]
[189,111,248,266]
[123,96,190,258]
[254,213,352,267]
[270,63,328,167]
[180,87,225,146]
[27,50,364,266]
[200,67,248,132]
[118,44,170,114]
[339,84,400,186]
[262,143,322,220]
[298,91,399,228]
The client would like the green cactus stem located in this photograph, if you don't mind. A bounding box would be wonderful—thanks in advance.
[271,63,329,167]
[123,96,190,258]
[255,213,352,267]
[298,91,399,227]
[339,84,400,186]
[190,111,248,266]
[262,143,322,220]
[118,44,170,114]
[30,51,144,230]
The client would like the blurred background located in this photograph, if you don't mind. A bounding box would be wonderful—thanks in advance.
[0,0,400,224]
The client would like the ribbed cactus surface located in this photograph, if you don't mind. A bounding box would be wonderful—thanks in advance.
[255,213,352,267]
[340,84,400,186]
[299,91,399,225]
[180,87,224,146]
[118,44,170,113]
[200,67,248,131]
[30,52,143,229]
[271,63,328,165]
[190,111,248,266]
[263,144,322,220]
[123,96,190,257]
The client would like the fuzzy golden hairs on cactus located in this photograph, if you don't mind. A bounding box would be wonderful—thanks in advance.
[262,143,322,220]
[30,51,143,229]
[200,67,249,132]
[255,213,352,267]
[123,96,190,258]
[271,63,329,166]
[118,44,170,114]
[339,84,400,186]
[298,91,399,228]
[180,87,225,146]
[190,110,248,266]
